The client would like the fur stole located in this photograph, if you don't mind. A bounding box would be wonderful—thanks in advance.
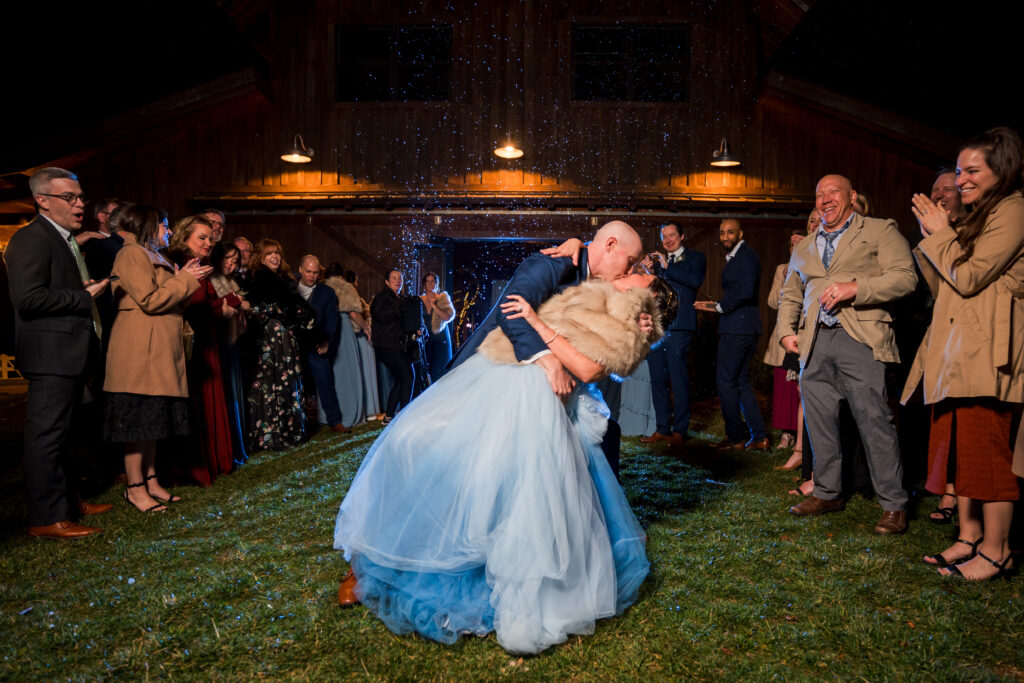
[477,280,664,377]
[429,291,456,334]
[324,276,363,313]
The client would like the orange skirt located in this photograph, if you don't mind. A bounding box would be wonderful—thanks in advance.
[927,399,1020,501]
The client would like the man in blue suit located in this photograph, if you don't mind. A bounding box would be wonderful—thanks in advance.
[449,221,645,475]
[696,219,769,451]
[297,255,347,433]
[640,222,706,448]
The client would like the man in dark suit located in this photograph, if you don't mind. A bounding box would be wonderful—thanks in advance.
[640,222,706,448]
[696,218,769,451]
[4,167,112,538]
[81,198,124,280]
[296,255,347,433]
[371,269,417,423]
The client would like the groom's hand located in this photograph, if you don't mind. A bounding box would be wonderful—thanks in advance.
[535,354,575,402]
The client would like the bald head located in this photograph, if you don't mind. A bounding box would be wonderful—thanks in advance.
[815,174,858,231]
[298,254,321,287]
[587,221,642,281]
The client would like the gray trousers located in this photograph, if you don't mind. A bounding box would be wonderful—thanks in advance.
[800,326,907,510]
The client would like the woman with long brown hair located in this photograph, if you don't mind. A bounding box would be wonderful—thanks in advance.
[104,205,210,511]
[907,126,1024,580]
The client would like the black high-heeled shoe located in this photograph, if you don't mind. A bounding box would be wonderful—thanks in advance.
[144,474,181,503]
[123,482,166,513]
[928,493,958,525]
[924,537,980,567]
[943,549,1015,581]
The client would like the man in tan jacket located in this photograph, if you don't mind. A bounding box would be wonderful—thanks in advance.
[777,174,917,534]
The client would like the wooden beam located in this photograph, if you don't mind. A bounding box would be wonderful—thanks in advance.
[317,225,390,278]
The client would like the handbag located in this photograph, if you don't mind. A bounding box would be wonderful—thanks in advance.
[182,320,195,361]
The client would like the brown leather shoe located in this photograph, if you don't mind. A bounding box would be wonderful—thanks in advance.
[28,520,101,539]
[789,495,845,517]
[745,437,771,451]
[873,509,908,535]
[78,499,114,516]
[716,438,743,451]
[640,432,670,444]
[331,424,350,434]
[667,432,686,448]
[338,568,360,607]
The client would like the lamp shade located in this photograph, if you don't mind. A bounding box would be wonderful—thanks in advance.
[282,134,314,164]
[710,137,740,167]
[494,144,524,159]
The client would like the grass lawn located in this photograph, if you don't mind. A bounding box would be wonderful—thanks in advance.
[1,400,1023,681]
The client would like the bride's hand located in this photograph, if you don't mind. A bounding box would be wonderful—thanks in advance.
[540,238,583,265]
[500,295,538,324]
[638,312,654,337]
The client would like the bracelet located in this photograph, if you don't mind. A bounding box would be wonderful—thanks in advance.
[543,330,559,345]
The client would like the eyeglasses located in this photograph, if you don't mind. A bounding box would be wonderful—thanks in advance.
[39,192,88,205]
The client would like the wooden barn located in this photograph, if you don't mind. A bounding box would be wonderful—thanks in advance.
[0,0,985,354]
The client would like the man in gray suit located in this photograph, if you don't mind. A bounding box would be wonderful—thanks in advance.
[5,167,111,538]
[777,174,917,534]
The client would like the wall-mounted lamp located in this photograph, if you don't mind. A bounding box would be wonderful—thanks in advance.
[710,137,740,167]
[494,143,524,159]
[281,134,314,164]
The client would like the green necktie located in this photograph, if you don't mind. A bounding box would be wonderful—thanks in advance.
[66,233,103,339]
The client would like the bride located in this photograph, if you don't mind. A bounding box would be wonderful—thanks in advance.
[333,272,677,654]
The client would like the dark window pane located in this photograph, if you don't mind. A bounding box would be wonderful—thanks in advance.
[335,24,452,102]
[572,23,689,102]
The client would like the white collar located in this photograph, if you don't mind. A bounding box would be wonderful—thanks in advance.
[725,239,744,261]
[39,213,73,244]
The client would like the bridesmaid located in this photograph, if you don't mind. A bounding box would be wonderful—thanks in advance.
[348,270,381,419]
[208,241,250,465]
[167,215,236,486]
[322,262,369,428]
[420,272,456,382]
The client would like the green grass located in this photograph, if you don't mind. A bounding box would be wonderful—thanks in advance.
[1,404,1023,681]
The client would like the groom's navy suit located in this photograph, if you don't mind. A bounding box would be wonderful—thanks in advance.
[450,248,621,475]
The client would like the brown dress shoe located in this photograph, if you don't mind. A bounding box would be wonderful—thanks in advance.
[745,437,770,451]
[716,438,743,451]
[78,500,114,515]
[640,432,670,444]
[789,495,845,517]
[667,432,686,448]
[338,569,360,607]
[873,510,908,535]
[28,520,101,539]
[331,424,350,434]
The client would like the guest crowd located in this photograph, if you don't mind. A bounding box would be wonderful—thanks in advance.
[5,125,1023,582]
[4,172,456,533]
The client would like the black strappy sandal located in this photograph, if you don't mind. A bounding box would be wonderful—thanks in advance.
[145,474,182,503]
[928,493,958,525]
[924,537,979,567]
[943,549,1015,580]
[123,481,166,513]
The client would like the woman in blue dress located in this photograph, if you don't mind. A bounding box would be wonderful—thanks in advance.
[420,272,456,382]
[334,273,677,655]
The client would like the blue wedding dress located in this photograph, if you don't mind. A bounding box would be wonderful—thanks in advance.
[334,353,649,654]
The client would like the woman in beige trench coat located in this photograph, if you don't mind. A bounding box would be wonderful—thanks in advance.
[103,205,210,512]
[906,127,1024,580]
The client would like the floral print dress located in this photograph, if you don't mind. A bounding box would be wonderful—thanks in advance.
[244,268,311,452]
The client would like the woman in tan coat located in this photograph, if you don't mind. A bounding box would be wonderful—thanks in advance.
[420,272,456,382]
[104,205,210,512]
[907,126,1024,580]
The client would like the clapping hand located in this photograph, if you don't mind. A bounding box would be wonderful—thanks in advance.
[911,193,950,237]
[84,278,110,298]
[183,258,213,280]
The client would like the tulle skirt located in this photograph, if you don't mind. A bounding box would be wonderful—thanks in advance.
[334,354,648,654]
